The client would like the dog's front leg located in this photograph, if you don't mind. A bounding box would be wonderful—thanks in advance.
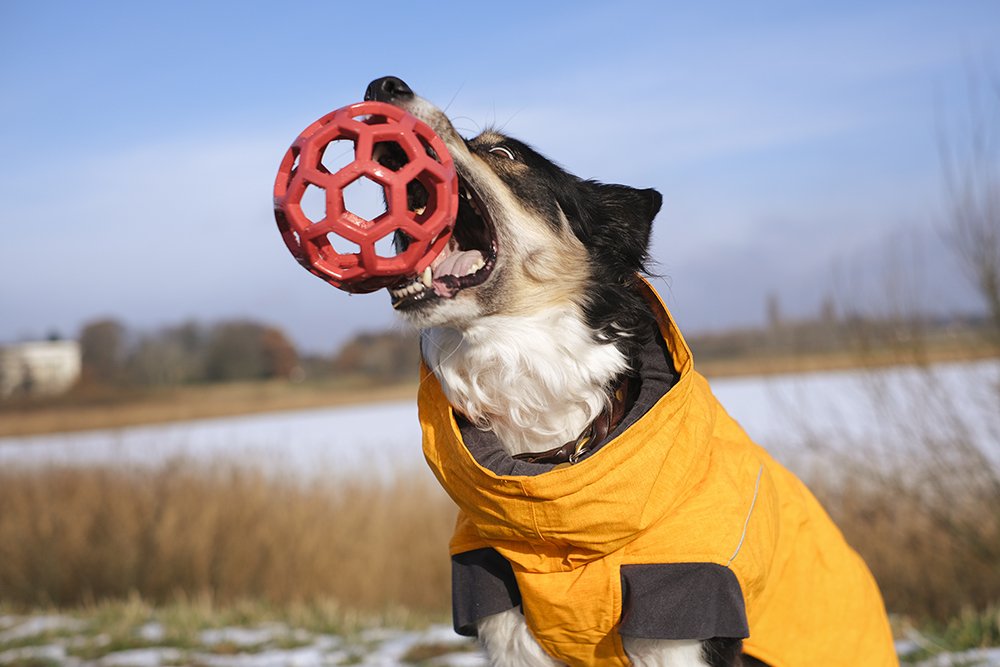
[622,637,711,667]
[477,608,564,667]
[477,609,714,667]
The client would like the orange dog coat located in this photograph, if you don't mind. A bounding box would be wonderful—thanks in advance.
[418,280,897,667]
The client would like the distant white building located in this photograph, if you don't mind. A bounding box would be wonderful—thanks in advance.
[0,340,82,398]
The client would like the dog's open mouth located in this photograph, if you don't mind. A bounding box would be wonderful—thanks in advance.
[375,141,497,310]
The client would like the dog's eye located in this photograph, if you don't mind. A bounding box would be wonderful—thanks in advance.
[489,146,515,160]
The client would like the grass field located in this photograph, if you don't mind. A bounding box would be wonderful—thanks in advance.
[0,380,419,438]
[1,457,999,663]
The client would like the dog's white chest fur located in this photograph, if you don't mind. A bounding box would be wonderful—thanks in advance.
[420,304,628,456]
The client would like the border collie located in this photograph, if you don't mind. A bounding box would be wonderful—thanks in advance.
[361,77,897,667]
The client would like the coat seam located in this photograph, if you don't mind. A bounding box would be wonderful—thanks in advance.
[727,464,763,567]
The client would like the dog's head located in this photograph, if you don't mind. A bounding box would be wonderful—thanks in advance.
[366,77,662,350]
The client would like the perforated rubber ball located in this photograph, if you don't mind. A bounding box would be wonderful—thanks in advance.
[273,101,458,294]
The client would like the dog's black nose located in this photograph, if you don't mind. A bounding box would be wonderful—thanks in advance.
[365,76,414,103]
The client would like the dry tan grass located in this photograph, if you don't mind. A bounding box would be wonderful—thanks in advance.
[810,472,1000,623]
[4,454,997,624]
[0,462,456,612]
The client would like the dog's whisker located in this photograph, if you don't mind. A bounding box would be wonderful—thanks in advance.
[418,329,465,386]
[442,81,466,115]
[494,105,528,134]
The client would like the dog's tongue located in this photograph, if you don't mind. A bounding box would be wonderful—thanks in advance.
[432,249,484,298]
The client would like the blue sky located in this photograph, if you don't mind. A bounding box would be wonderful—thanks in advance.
[1,1,998,352]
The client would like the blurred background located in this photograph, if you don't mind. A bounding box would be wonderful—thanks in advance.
[2,1,1000,663]
[2,0,998,351]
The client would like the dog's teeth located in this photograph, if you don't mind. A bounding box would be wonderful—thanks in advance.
[413,206,426,215]
[422,266,432,288]
[466,258,485,275]
[390,276,428,300]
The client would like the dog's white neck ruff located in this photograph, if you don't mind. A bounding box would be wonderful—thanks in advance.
[421,305,628,457]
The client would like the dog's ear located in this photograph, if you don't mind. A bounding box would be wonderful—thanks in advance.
[640,188,663,224]
[554,180,660,275]
[588,183,660,273]
[571,183,662,350]
[599,184,662,228]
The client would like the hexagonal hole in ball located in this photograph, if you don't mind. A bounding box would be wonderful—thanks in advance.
[343,175,387,225]
[319,139,356,175]
[374,229,412,260]
[326,231,362,259]
[406,178,431,219]
[300,183,326,224]
[371,140,409,172]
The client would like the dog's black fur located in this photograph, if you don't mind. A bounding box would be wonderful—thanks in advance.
[510,145,664,365]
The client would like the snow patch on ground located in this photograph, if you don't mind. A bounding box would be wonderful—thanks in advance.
[0,615,86,643]
[0,614,484,667]
[3,613,999,666]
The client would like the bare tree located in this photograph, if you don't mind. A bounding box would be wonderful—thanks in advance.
[938,65,1000,350]
[790,71,1000,620]
[332,330,420,381]
[125,321,208,386]
[203,320,300,382]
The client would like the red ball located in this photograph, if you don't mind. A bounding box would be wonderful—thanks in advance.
[273,101,458,294]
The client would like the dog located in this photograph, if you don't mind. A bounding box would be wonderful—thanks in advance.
[363,77,898,667]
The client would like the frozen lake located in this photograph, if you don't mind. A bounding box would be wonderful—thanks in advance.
[0,399,427,480]
[1,360,997,479]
